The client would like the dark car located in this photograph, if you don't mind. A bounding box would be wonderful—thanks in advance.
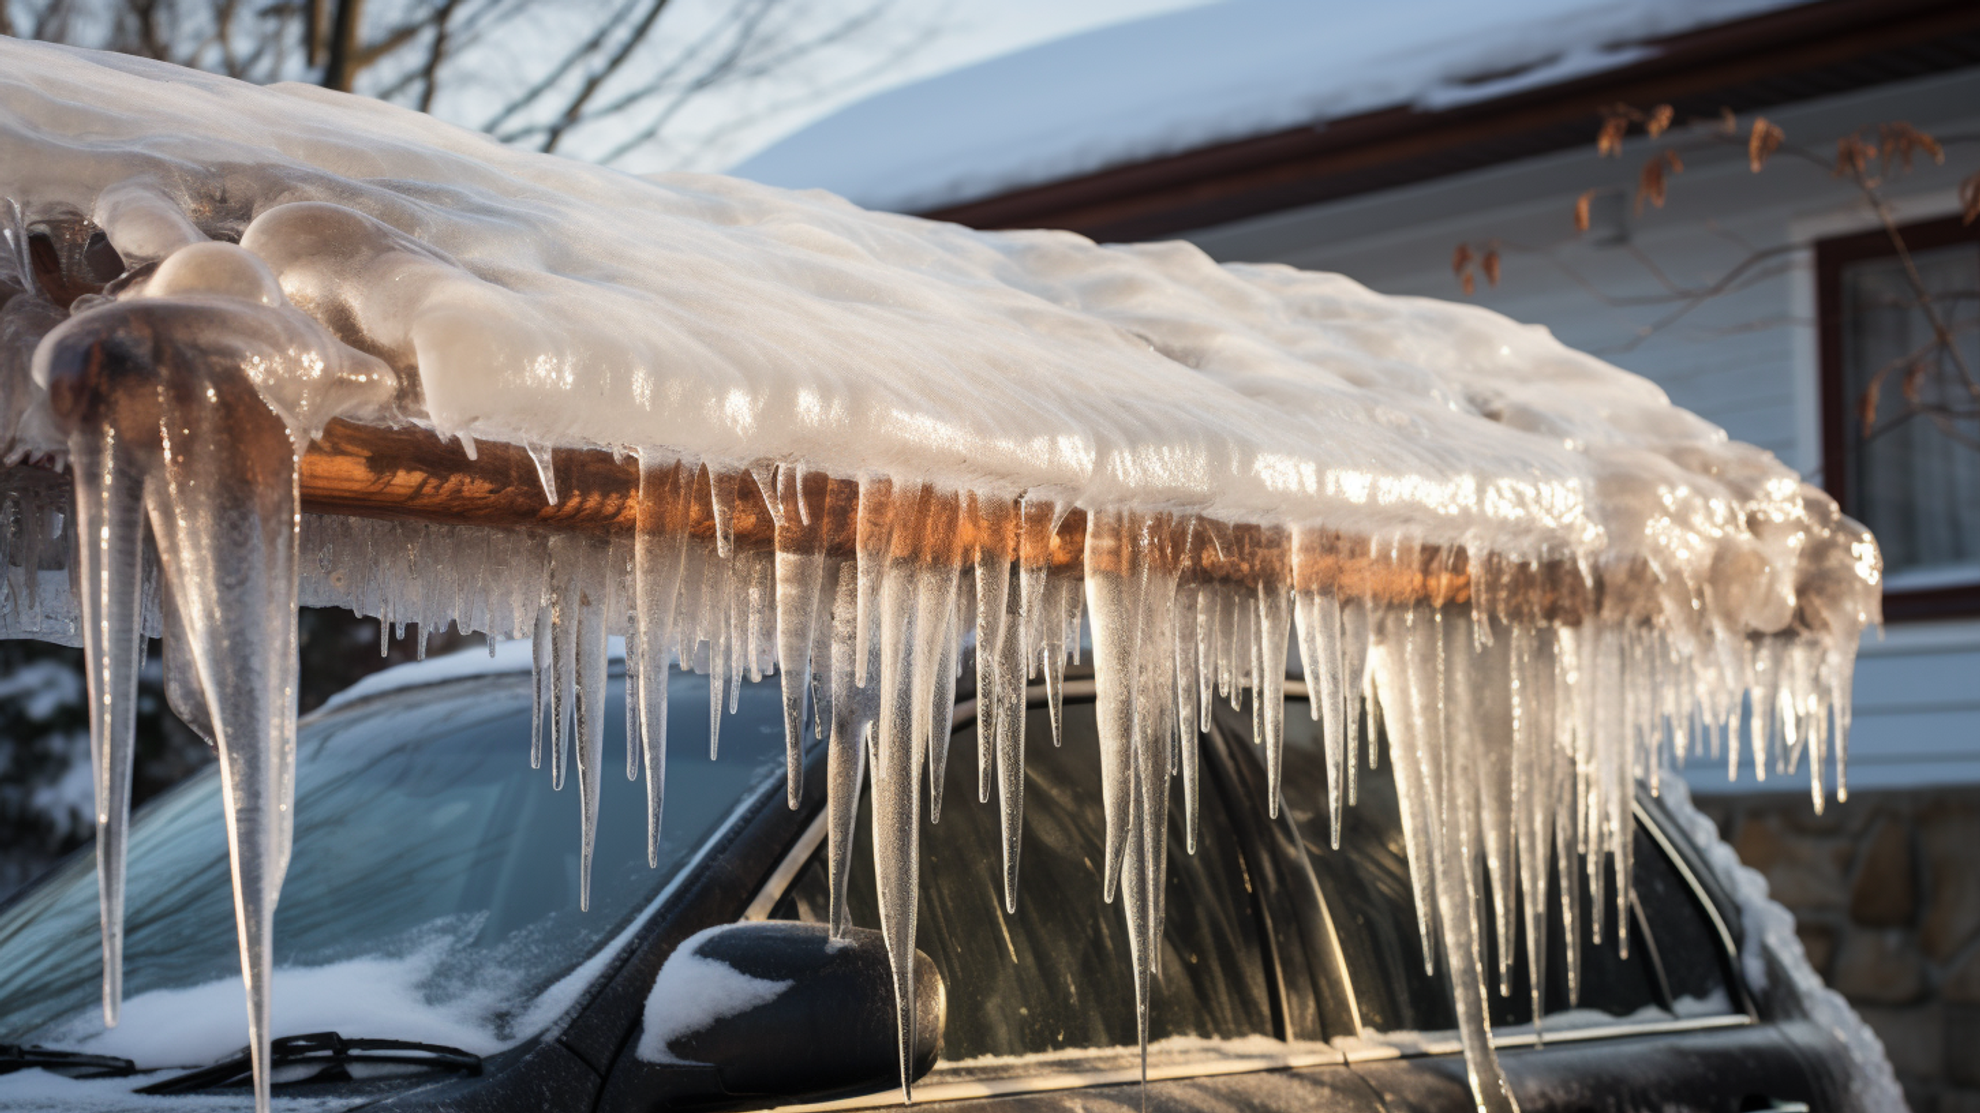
[0,649,1852,1111]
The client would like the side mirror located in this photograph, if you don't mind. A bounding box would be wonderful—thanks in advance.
[636,921,945,1103]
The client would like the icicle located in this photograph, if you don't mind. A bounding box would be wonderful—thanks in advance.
[548,544,579,790]
[69,418,146,1026]
[973,495,1015,807]
[703,553,730,761]
[160,581,214,747]
[911,492,962,822]
[1380,607,1441,975]
[1510,622,1552,1035]
[1342,596,1370,809]
[1175,583,1201,855]
[1085,508,1140,904]
[853,476,890,688]
[994,564,1027,912]
[625,624,642,782]
[1466,615,1518,999]
[530,606,551,770]
[573,554,609,911]
[825,563,868,938]
[44,306,320,1113]
[707,466,739,559]
[1043,575,1073,748]
[774,465,827,809]
[1016,494,1060,672]
[637,455,700,863]
[1291,534,1346,847]
[1255,535,1290,819]
[870,490,923,1102]
[525,442,559,507]
[1385,605,1518,1113]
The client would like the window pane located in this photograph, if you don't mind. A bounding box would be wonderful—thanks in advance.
[1840,239,1980,582]
[1632,827,1736,1018]
[0,668,789,1058]
[772,701,1274,1061]
[1250,698,1668,1034]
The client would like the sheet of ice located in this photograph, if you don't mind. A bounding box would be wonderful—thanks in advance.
[635,926,793,1065]
[732,0,1807,213]
[0,39,1889,1113]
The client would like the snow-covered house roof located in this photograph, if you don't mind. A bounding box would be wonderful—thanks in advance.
[732,0,1980,240]
[732,0,1809,213]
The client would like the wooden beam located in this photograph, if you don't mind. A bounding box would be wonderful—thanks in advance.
[294,418,1540,613]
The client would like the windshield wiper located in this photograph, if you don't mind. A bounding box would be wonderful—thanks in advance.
[136,1031,482,1094]
[0,1043,138,1079]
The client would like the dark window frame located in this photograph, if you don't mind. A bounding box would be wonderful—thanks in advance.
[1816,213,1980,621]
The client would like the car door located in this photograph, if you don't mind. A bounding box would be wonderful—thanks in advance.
[1227,684,1842,1113]
[756,685,1387,1113]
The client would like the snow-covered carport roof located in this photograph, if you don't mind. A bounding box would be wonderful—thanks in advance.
[734,0,1980,240]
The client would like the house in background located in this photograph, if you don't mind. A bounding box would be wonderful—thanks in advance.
[736,0,1980,1105]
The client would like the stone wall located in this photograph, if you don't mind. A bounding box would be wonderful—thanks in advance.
[1698,787,1980,1113]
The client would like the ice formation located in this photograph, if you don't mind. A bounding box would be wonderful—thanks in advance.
[0,39,1885,1113]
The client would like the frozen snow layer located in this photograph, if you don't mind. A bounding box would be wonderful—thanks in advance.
[731,0,1808,214]
[3,34,1867,594]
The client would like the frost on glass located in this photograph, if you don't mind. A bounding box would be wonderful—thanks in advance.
[0,39,1893,1113]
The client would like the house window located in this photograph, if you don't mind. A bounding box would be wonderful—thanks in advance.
[1818,216,1980,620]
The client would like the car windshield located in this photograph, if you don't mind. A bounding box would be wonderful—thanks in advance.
[0,660,786,1069]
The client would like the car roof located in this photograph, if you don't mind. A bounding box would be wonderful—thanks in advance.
[312,636,623,716]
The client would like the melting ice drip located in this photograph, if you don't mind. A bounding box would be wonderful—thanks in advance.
[0,39,1887,1113]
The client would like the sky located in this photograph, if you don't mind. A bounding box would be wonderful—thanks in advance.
[705,0,1214,172]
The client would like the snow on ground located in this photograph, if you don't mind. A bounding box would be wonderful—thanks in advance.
[732,0,1810,213]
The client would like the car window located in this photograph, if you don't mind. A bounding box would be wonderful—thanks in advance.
[1230,696,1691,1037]
[1632,825,1738,1019]
[770,699,1275,1063]
[0,666,788,1065]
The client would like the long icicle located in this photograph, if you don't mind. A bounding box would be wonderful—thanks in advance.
[46,308,313,1113]
[634,454,691,866]
[774,465,826,809]
[573,555,609,910]
[68,419,147,1029]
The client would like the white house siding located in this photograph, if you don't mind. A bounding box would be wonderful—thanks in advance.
[1188,66,1980,796]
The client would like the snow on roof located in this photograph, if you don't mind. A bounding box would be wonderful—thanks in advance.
[730,0,1810,214]
[4,35,1839,588]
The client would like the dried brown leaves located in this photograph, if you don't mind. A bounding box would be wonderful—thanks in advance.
[1835,134,1874,178]
[1635,149,1684,213]
[1573,190,1595,234]
[1963,171,1980,225]
[1879,122,1944,171]
[1450,242,1500,296]
[1595,103,1674,156]
[1748,117,1784,172]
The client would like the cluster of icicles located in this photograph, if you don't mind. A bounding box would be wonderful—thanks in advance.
[11,422,1876,1113]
